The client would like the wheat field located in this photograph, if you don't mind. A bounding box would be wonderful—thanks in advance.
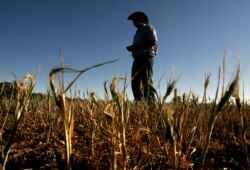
[0,60,249,170]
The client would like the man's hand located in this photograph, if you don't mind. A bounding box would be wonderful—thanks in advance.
[126,44,139,52]
[127,40,157,52]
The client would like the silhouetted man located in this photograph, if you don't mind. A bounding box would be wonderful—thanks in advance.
[126,11,158,101]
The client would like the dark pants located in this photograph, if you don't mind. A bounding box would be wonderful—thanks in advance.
[131,56,156,101]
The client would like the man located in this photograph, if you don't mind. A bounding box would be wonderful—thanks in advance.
[126,11,158,101]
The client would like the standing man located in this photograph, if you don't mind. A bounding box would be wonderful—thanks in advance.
[126,11,158,101]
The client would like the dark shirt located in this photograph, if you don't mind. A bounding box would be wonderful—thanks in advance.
[132,24,158,58]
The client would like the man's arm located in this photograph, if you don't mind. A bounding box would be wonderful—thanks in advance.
[126,40,157,52]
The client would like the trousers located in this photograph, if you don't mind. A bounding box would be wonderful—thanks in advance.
[131,56,156,101]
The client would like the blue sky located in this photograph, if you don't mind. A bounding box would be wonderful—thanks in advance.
[1,0,250,100]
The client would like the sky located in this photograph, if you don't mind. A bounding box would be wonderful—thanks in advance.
[1,0,250,101]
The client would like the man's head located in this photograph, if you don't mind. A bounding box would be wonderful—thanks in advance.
[127,11,149,28]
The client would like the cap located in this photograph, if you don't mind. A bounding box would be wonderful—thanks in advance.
[127,11,149,24]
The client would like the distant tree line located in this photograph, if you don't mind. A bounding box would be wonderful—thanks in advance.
[0,82,14,99]
[0,81,46,100]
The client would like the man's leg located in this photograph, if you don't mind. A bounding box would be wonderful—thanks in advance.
[142,58,156,101]
[131,59,143,100]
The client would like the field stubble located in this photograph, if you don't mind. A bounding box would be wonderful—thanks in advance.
[0,58,249,169]
[0,93,249,169]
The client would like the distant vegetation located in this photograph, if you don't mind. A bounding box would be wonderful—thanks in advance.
[0,82,13,99]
